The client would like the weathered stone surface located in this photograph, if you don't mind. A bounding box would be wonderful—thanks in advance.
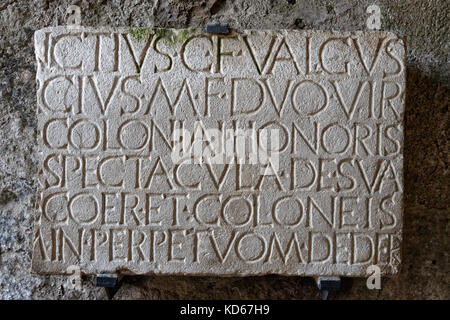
[32,26,405,277]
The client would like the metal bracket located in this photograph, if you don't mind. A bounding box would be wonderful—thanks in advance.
[205,23,229,34]
[316,276,341,300]
[95,274,122,300]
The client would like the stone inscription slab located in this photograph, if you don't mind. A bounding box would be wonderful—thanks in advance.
[32,27,405,276]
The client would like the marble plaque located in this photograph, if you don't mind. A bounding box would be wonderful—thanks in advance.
[32,27,405,276]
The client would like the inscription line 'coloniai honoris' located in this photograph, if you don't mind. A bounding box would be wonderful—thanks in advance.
[32,27,405,276]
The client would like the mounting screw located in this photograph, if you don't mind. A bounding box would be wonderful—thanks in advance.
[95,274,121,300]
[205,23,229,34]
[316,276,341,300]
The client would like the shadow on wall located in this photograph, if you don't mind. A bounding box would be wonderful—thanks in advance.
[99,68,449,300]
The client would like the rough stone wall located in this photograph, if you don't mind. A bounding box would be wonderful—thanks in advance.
[0,0,448,299]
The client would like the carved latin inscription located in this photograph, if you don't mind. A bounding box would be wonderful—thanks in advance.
[33,27,405,276]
